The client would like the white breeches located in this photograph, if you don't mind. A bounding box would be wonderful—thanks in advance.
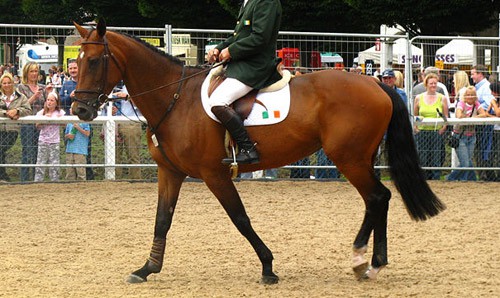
[209,78,253,108]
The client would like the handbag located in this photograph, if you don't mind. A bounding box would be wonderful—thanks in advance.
[446,132,460,148]
[446,103,475,149]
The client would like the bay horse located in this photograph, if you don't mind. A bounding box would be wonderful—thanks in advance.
[72,20,445,284]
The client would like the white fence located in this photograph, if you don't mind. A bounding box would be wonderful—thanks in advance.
[1,23,500,182]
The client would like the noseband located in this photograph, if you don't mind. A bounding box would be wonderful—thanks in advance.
[74,35,124,111]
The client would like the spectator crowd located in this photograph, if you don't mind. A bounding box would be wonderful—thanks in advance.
[1,61,500,182]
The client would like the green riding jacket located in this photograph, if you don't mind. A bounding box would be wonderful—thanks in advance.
[215,0,282,89]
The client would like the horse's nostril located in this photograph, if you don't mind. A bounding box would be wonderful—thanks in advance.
[72,107,89,121]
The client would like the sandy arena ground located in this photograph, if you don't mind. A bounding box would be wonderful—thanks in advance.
[0,180,498,297]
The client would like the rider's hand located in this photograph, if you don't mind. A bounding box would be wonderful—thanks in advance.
[219,48,231,63]
[208,48,220,63]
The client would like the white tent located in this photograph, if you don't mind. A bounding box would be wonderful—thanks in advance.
[358,38,422,65]
[435,39,474,65]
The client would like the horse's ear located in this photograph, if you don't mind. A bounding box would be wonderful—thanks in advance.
[96,18,107,38]
[74,21,88,38]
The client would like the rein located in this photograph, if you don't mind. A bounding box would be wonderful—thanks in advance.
[129,60,226,99]
[113,61,227,127]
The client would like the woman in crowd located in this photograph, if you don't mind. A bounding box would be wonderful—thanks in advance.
[34,92,65,182]
[0,73,31,181]
[447,86,486,181]
[451,71,470,114]
[413,73,449,180]
[447,70,471,179]
[394,70,404,89]
[17,62,53,182]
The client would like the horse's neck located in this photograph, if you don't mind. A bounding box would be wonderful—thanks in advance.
[125,63,203,126]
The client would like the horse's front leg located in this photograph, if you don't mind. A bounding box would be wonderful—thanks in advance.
[127,168,186,283]
[205,176,278,284]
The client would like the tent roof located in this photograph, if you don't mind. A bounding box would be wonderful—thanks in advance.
[358,38,422,65]
[435,39,474,65]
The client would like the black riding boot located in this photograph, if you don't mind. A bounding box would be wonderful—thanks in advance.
[211,105,260,164]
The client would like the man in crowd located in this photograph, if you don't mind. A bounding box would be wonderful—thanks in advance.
[381,69,408,106]
[59,59,78,115]
[471,64,495,181]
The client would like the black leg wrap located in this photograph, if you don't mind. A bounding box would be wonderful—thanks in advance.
[371,185,390,268]
[372,239,388,268]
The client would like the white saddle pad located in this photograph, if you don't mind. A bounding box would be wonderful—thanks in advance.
[201,70,291,126]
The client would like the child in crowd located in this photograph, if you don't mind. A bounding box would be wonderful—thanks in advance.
[34,92,65,182]
[64,115,90,181]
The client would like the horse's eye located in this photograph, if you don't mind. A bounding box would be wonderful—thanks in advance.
[88,57,100,69]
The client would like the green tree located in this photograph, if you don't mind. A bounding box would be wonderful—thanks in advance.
[345,0,500,66]
[0,0,499,35]
[0,0,29,23]
[344,0,500,36]
[20,0,154,26]
[135,0,234,28]
[31,0,235,28]
[217,0,377,33]
[280,0,376,33]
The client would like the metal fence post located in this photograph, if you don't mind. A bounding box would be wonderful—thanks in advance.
[104,102,116,180]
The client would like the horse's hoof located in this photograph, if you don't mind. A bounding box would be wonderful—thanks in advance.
[363,266,383,280]
[352,261,369,281]
[354,265,383,281]
[126,274,147,284]
[261,274,279,285]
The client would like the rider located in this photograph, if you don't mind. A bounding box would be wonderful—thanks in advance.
[207,0,282,164]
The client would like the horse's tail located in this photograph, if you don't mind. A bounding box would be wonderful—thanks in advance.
[378,82,446,221]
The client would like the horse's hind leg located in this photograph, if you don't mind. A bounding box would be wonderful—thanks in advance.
[336,162,391,280]
[353,181,391,280]
[127,167,186,283]
[205,176,278,284]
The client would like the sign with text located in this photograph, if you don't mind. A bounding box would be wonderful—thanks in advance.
[365,59,374,76]
[399,54,422,65]
[141,38,161,47]
[435,53,457,64]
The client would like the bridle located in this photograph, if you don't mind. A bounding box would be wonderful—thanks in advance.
[74,35,125,112]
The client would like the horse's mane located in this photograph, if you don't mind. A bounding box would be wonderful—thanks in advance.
[118,32,202,69]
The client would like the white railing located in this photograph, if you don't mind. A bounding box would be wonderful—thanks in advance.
[0,107,152,181]
[2,23,500,181]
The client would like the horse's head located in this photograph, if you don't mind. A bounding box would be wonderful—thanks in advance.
[72,19,123,121]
